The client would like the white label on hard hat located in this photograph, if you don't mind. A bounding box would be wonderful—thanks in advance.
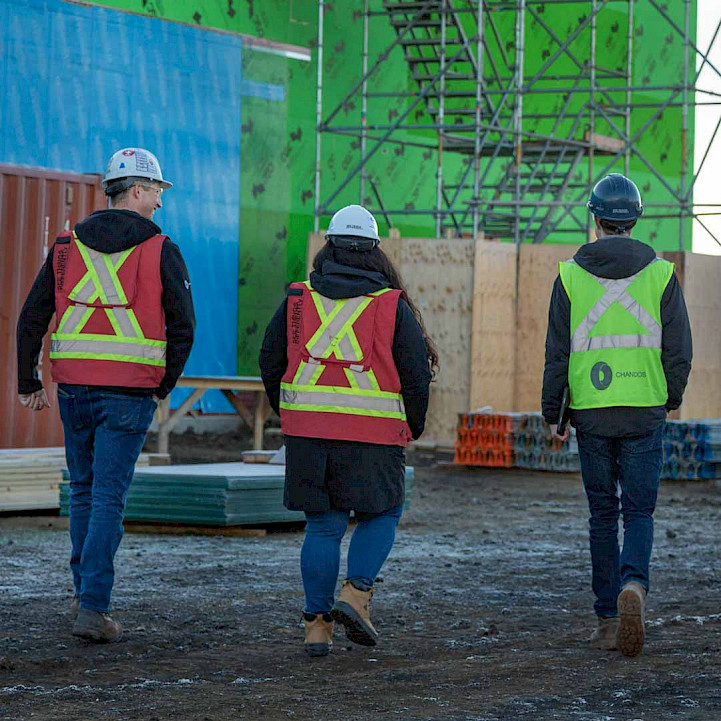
[135,152,149,172]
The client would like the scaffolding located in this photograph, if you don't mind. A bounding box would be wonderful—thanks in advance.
[313,0,721,248]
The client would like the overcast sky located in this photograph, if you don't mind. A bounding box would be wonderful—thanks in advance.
[693,0,721,255]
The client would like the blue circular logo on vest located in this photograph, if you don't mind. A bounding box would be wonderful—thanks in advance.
[590,362,613,391]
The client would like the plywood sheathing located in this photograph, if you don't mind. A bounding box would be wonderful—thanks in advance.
[396,237,475,445]
[469,240,517,413]
[515,244,580,412]
[678,252,721,421]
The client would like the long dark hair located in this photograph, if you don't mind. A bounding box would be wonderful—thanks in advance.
[313,242,439,379]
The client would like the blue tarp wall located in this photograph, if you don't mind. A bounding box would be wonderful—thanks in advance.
[0,0,242,411]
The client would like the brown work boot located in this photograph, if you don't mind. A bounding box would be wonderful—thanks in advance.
[303,612,334,657]
[331,580,378,647]
[589,616,619,650]
[72,608,123,643]
[617,581,646,657]
[70,595,79,620]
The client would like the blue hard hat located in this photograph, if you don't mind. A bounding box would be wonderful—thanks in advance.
[587,173,643,221]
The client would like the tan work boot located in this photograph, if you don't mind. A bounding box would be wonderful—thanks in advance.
[331,580,378,647]
[72,608,123,643]
[617,581,646,657]
[589,616,619,650]
[303,613,334,657]
[70,595,79,620]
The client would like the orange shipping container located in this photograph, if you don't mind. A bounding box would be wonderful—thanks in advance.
[1,164,105,448]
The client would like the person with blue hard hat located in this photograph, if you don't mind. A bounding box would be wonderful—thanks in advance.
[542,174,692,656]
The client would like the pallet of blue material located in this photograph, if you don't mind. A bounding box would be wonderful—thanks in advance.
[60,462,414,526]
[662,419,721,479]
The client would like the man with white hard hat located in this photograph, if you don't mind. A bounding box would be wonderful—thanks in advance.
[17,148,195,642]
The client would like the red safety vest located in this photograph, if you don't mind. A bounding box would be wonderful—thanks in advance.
[50,230,167,388]
[280,281,412,446]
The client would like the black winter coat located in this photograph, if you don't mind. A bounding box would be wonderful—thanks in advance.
[259,260,432,513]
[542,236,692,437]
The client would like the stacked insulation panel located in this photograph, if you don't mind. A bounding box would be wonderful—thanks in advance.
[454,412,579,472]
[60,463,415,526]
[662,420,721,480]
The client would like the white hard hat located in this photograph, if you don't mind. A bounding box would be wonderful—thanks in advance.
[102,147,173,194]
[327,205,380,248]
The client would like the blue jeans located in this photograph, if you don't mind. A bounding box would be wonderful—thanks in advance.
[58,385,157,613]
[576,427,664,618]
[301,505,403,614]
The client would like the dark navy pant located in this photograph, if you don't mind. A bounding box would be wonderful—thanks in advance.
[576,426,664,618]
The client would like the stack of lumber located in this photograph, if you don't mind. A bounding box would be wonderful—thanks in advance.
[454,412,580,472]
[0,448,150,512]
[662,420,721,480]
[60,462,415,526]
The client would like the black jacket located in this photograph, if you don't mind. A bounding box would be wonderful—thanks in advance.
[17,209,195,399]
[542,236,692,437]
[259,260,432,440]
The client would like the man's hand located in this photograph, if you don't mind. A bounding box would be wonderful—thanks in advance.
[19,389,52,412]
[550,423,569,442]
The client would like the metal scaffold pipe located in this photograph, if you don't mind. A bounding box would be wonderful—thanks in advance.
[313,0,324,233]
[681,0,691,251]
[360,0,369,206]
[472,0,484,241]
[587,0,597,244]
[514,0,525,248]
[437,0,447,238]
[625,0,634,177]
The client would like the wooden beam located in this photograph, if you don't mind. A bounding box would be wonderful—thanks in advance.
[176,375,265,392]
[157,387,207,454]
[220,389,254,428]
[124,522,268,537]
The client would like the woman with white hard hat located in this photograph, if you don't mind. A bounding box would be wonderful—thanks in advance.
[260,204,437,657]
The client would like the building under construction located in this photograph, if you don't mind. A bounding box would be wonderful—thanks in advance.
[1,0,719,404]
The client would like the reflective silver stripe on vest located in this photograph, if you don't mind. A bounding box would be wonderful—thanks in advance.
[109,307,139,338]
[570,259,662,353]
[51,338,166,361]
[348,366,374,390]
[61,303,92,333]
[70,274,97,304]
[295,359,322,386]
[281,388,405,414]
[85,246,127,305]
[307,295,368,360]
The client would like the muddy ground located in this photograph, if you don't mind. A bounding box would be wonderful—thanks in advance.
[1,435,720,721]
